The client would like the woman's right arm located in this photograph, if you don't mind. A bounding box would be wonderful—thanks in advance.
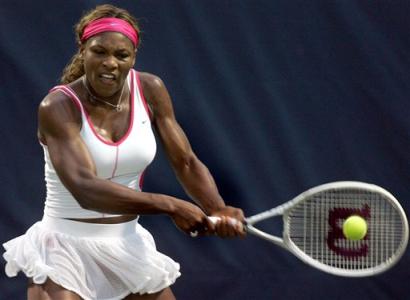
[38,92,212,234]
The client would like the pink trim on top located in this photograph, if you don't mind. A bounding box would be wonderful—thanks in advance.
[63,72,135,147]
[49,86,82,112]
[134,70,153,121]
[139,168,147,190]
[110,146,119,178]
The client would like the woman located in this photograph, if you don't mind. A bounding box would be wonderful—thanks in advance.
[3,4,245,300]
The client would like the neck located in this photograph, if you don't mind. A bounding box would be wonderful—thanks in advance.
[82,76,126,111]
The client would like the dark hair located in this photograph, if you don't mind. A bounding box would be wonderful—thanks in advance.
[60,4,141,84]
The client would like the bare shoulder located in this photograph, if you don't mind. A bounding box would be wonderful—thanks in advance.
[138,72,170,104]
[138,71,165,92]
[39,89,79,117]
[38,89,81,139]
[138,72,174,118]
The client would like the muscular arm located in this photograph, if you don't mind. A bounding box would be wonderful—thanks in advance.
[140,73,245,227]
[38,91,207,233]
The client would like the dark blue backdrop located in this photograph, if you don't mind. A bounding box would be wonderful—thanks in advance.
[1,1,409,299]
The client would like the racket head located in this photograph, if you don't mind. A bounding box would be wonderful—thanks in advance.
[281,181,409,277]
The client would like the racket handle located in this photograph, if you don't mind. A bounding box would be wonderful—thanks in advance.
[208,216,239,226]
[190,216,240,237]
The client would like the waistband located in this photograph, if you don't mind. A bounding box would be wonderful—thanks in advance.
[41,215,139,238]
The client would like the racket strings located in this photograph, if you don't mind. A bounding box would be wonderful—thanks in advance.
[286,188,406,271]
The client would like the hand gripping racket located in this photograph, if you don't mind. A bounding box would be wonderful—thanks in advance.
[209,181,409,277]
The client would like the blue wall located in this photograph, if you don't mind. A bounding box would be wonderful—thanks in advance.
[1,1,409,299]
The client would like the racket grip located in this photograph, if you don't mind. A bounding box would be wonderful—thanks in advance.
[208,216,239,226]
[190,216,240,237]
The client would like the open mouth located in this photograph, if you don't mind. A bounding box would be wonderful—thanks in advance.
[99,73,116,84]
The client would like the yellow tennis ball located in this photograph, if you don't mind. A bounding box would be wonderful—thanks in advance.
[343,215,367,240]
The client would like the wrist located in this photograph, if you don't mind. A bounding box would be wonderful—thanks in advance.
[152,194,176,215]
[162,195,180,216]
[204,202,226,215]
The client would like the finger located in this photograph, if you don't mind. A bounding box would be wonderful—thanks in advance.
[210,215,245,238]
[227,217,245,234]
[224,217,245,237]
[231,209,245,223]
[217,216,232,238]
[236,221,246,238]
[227,218,239,237]
[204,216,216,234]
[190,217,214,237]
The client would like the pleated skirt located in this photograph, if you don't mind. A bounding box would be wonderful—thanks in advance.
[3,215,181,300]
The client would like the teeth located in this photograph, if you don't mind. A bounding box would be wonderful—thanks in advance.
[101,74,115,79]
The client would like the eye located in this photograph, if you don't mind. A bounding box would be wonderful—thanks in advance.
[92,48,105,55]
[116,52,130,60]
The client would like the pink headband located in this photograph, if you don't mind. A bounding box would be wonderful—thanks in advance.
[81,17,138,47]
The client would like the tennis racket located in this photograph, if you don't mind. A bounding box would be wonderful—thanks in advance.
[208,181,409,277]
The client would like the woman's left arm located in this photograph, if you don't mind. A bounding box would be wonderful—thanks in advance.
[140,72,245,237]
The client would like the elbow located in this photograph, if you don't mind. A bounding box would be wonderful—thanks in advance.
[74,195,93,210]
[174,153,198,173]
[64,176,96,210]
[70,187,92,210]
[174,153,208,178]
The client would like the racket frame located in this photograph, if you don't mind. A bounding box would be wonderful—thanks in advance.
[244,181,409,277]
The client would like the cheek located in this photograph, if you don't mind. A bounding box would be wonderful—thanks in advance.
[83,56,100,77]
[83,62,93,79]
[82,54,93,71]
[119,59,135,74]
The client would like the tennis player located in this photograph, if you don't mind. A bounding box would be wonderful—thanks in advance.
[3,4,245,300]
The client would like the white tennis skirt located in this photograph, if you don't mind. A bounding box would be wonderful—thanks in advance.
[2,215,181,300]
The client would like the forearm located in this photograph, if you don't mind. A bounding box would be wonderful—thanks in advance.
[70,176,177,215]
[175,157,226,214]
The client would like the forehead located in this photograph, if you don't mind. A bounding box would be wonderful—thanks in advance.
[86,32,134,50]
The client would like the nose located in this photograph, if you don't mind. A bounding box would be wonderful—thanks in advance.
[102,55,118,70]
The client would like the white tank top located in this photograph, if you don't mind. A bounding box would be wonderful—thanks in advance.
[42,69,157,218]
